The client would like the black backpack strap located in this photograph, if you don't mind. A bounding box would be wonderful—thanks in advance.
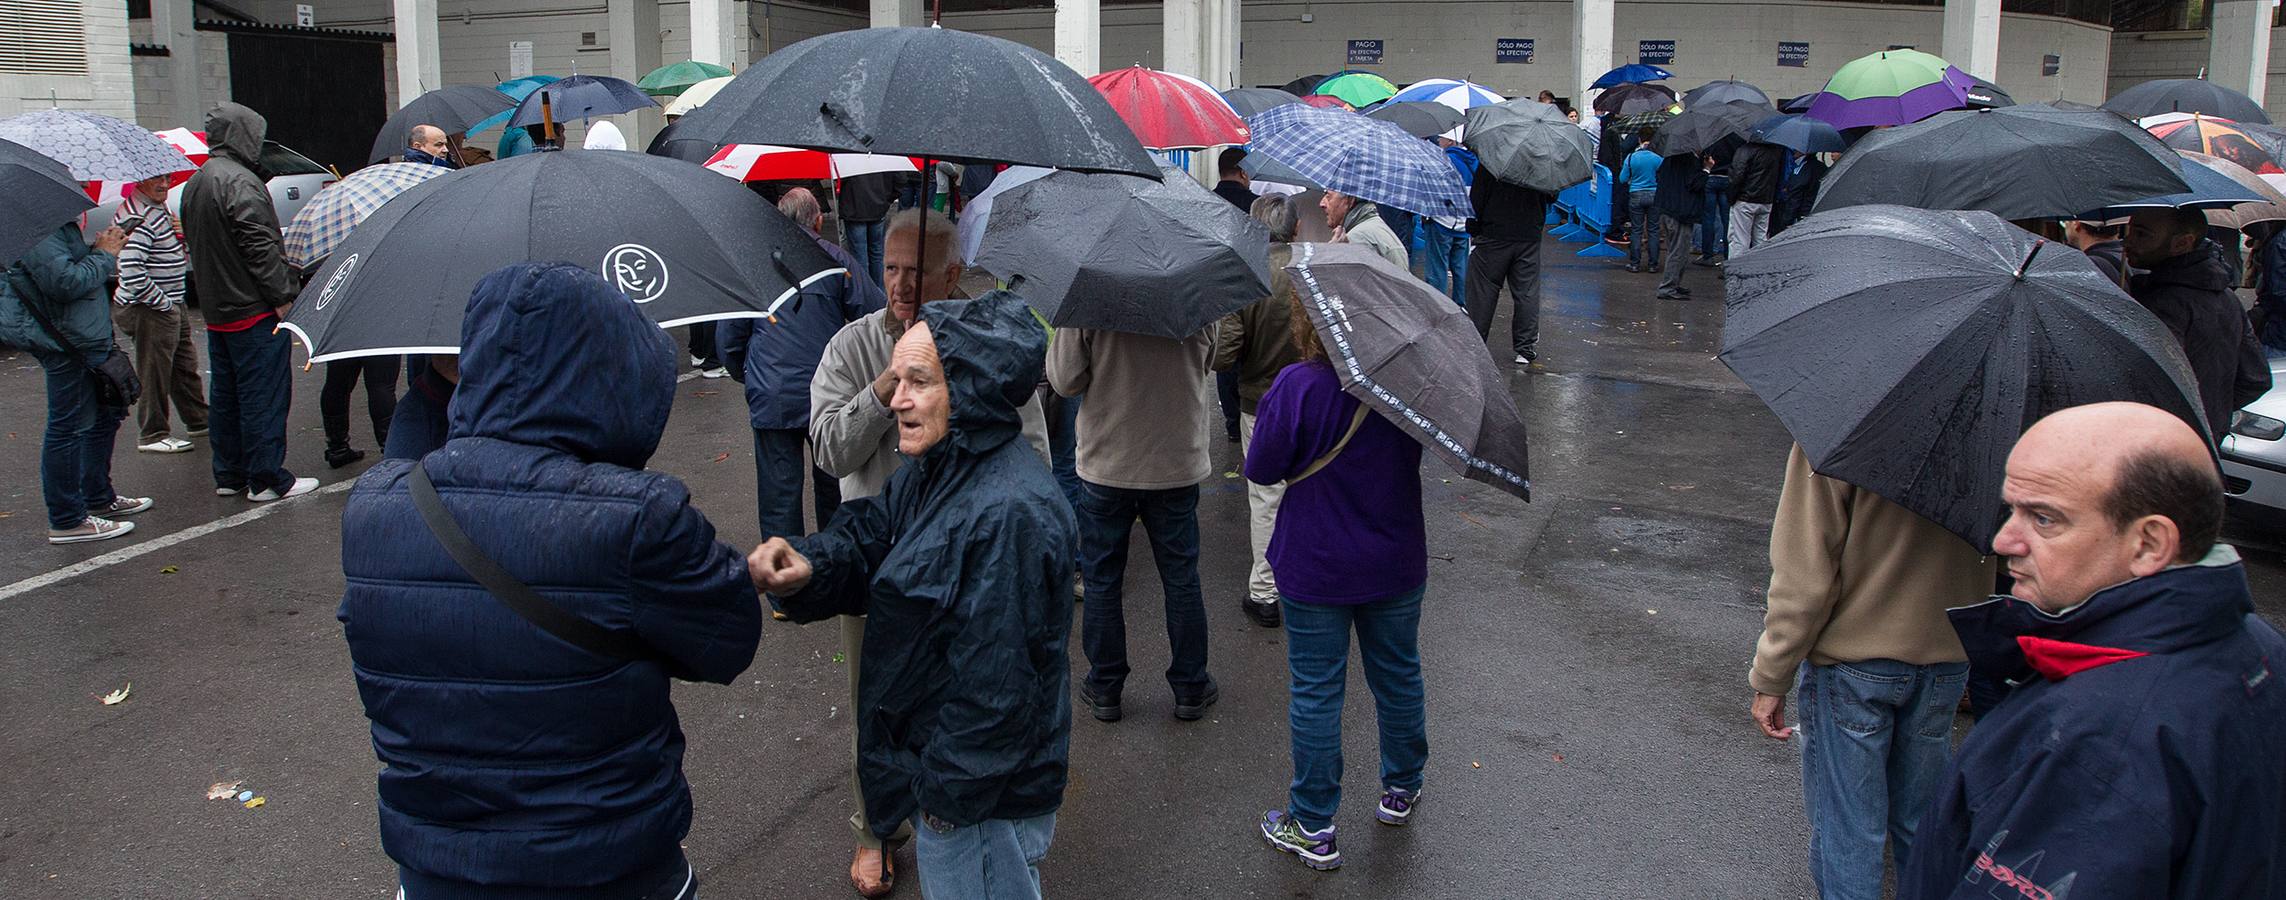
[407,461,664,663]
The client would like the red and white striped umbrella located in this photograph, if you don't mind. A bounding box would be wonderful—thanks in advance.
[701,144,920,182]
[1086,65,1248,151]
[90,128,209,201]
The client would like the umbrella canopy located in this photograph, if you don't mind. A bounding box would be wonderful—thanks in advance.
[2176,150,2286,229]
[1238,151,1320,189]
[506,75,658,128]
[468,75,559,134]
[1682,80,1771,110]
[1285,241,1532,500]
[644,117,717,164]
[664,75,736,117]
[369,85,518,163]
[1087,65,1248,150]
[957,165,1055,263]
[2234,121,2286,162]
[667,27,1158,177]
[1313,72,1400,108]
[2104,78,2271,124]
[638,60,733,97]
[1301,94,1356,111]
[2089,150,2282,218]
[703,144,919,182]
[974,165,1270,339]
[2140,113,2282,176]
[1592,82,1679,117]
[280,149,840,364]
[1650,100,1770,157]
[1387,79,1507,112]
[1365,101,1465,139]
[1592,64,1673,89]
[1749,113,1845,154]
[89,127,209,202]
[0,137,96,265]
[1221,87,1304,118]
[1963,75,2015,109]
[1812,103,2189,220]
[1248,103,1473,218]
[283,162,453,270]
[1779,93,1816,113]
[1722,204,2207,548]
[1462,100,1594,194]
[1804,48,1974,130]
[1282,74,1329,96]
[1610,107,1680,134]
[0,109,194,183]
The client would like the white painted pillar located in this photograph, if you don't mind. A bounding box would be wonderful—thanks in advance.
[392,0,442,106]
[1941,0,2001,81]
[1055,0,1100,76]
[1572,0,1612,100]
[609,0,663,145]
[154,0,201,126]
[872,0,924,28]
[2210,0,2276,106]
[1201,0,1236,89]
[1225,0,1242,88]
[690,0,736,67]
[1164,0,1203,78]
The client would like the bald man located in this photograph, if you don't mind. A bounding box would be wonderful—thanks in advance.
[1900,402,2286,900]
[404,125,458,169]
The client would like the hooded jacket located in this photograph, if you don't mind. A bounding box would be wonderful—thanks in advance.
[180,103,296,329]
[778,290,1077,839]
[1902,546,2286,900]
[2131,243,2272,437]
[338,263,760,897]
[2,223,116,354]
[717,235,884,431]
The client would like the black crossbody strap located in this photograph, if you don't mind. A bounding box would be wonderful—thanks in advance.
[408,461,664,663]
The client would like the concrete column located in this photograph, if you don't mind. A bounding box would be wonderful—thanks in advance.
[1200,0,1236,88]
[1164,0,1203,79]
[392,0,442,106]
[1055,0,1100,77]
[1572,0,1612,99]
[1225,0,1242,88]
[690,0,736,67]
[2210,0,2276,106]
[154,0,201,125]
[609,0,663,145]
[872,0,924,28]
[1941,0,2001,81]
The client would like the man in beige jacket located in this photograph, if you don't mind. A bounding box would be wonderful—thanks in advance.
[1214,194,1304,628]
[1747,444,1995,900]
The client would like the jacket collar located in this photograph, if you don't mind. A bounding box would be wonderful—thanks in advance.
[1949,545,2252,681]
[1342,200,1380,232]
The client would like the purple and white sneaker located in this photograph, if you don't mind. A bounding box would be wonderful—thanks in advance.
[1260,810,1340,870]
[1375,786,1419,826]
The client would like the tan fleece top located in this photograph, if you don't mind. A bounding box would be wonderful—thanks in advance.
[1749,445,1998,697]
[1046,326,1213,491]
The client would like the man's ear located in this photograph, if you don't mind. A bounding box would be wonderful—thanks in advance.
[2127,514,2184,577]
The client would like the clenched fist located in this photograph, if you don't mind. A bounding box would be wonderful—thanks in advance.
[748,537,813,595]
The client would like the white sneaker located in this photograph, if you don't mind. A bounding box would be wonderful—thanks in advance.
[1513,354,1532,365]
[215,486,242,496]
[49,516,134,544]
[689,354,706,368]
[701,366,730,379]
[95,495,153,516]
[137,437,194,453]
[248,476,319,502]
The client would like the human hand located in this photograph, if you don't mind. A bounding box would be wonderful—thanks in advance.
[93,227,128,255]
[748,537,813,595]
[871,365,897,407]
[1751,692,1793,740]
[274,301,294,320]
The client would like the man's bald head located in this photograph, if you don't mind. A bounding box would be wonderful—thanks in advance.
[1995,402,2221,610]
[408,125,451,158]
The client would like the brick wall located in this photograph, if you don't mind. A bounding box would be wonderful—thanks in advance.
[0,0,139,119]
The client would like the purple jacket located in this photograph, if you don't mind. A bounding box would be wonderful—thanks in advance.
[1242,360,1426,605]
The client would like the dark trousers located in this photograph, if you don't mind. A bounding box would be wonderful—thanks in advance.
[207,324,296,493]
[321,356,401,452]
[32,347,124,528]
[1464,235,1545,359]
[688,323,719,368]
[753,427,840,539]
[1214,370,1240,439]
[1076,480,1210,699]
[113,304,207,442]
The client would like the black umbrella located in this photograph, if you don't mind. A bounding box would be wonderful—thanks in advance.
[669,27,1157,177]
[1223,87,1304,118]
[1650,100,1770,157]
[1364,101,1465,139]
[1592,83,1677,117]
[1682,79,1771,110]
[1282,74,1330,97]
[1722,204,2206,549]
[280,149,839,364]
[644,117,716,164]
[974,165,1270,339]
[368,85,518,163]
[506,75,659,129]
[1963,75,2015,109]
[1813,103,2189,220]
[0,137,96,266]
[1284,241,1531,500]
[2103,78,2271,124]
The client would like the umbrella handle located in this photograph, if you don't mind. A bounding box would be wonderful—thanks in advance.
[541,93,557,145]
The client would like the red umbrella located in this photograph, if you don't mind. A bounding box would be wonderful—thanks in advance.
[702,144,921,182]
[1086,65,1248,151]
[1301,94,1355,111]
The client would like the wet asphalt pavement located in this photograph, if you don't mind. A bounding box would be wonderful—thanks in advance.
[3,246,2282,900]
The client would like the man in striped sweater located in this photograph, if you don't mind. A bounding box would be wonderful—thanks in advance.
[110,175,208,454]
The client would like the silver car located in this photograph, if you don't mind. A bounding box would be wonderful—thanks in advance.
[2223,356,2286,521]
[89,141,336,230]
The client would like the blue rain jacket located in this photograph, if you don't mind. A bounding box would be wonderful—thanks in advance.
[717,235,883,430]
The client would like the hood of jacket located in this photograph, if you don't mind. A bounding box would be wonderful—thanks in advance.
[448,263,675,468]
[915,289,1044,459]
[1949,544,2252,681]
[583,121,629,151]
[204,102,265,167]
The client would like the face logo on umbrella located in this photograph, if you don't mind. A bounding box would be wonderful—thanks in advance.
[314,253,360,312]
[603,243,670,303]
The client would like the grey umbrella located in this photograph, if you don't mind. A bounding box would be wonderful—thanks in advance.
[1722,205,2205,549]
[1284,241,1531,500]
[1813,103,2189,221]
[0,137,95,265]
[2103,78,2271,124]
[1223,87,1305,118]
[1650,100,1770,157]
[1682,80,1771,110]
[0,109,192,182]
[368,84,517,163]
[1365,101,1464,139]
[506,75,658,129]
[1462,100,1592,193]
[974,165,1270,339]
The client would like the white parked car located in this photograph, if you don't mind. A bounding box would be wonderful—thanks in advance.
[2223,356,2286,526]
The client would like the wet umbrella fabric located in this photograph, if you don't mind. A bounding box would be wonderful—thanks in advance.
[1088,65,1248,150]
[668,27,1157,177]
[506,75,658,128]
[468,75,558,135]
[1963,75,2015,109]
[645,117,717,164]
[280,149,840,364]
[1749,113,1845,154]
[664,76,736,117]
[1386,79,1506,112]
[1812,103,2188,220]
[1221,88,1304,118]
[1462,100,1594,194]
[2140,113,2283,176]
[1591,64,1673,89]
[1365,101,1465,139]
[1248,103,1473,218]
[1651,101,1771,157]
[1721,204,2206,549]
[1313,73,1400,108]
[957,165,1054,264]
[2104,79,2271,124]
[2088,150,2282,218]
[1301,94,1355,111]
[638,60,733,97]
[1682,80,1771,110]
[1592,83,1678,117]
[283,162,453,270]
[1285,241,1531,501]
[1804,49,1974,130]
[974,166,1270,339]
[0,109,194,183]
[368,85,518,163]
[0,137,95,265]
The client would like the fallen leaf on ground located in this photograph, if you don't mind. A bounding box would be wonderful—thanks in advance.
[242,796,266,809]
[1471,760,1482,769]
[1553,754,1565,763]
[159,565,178,575]
[100,683,131,706]
[711,452,731,463]
[205,781,243,800]
[0,511,11,519]
[1223,471,1239,479]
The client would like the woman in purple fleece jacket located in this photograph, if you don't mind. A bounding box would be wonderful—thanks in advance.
[1241,299,1428,873]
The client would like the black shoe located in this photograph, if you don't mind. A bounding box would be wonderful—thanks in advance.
[1174,678,1220,722]
[324,447,368,469]
[1242,598,1281,628]
[1624,263,1640,273]
[1080,683,1122,722]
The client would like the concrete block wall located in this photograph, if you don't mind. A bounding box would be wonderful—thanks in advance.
[2108,27,2285,121]
[131,31,233,129]
[1,0,139,119]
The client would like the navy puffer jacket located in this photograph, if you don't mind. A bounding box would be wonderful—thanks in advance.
[339,263,761,897]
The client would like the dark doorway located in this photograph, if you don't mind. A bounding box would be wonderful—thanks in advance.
[225,31,386,175]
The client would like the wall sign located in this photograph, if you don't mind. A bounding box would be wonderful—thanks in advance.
[509,41,535,79]
[295,3,313,27]
[1496,38,1536,65]
[1777,41,1810,68]
[2042,54,2061,76]
[1347,39,1384,65]
[1639,40,1675,65]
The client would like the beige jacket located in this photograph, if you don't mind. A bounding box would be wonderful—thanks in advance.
[1341,201,1409,270]
[1046,326,1213,491]
[808,308,1050,500]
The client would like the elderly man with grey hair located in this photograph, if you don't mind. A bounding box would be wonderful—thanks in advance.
[1213,194,1306,628]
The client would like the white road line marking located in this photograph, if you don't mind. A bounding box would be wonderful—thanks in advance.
[0,481,357,602]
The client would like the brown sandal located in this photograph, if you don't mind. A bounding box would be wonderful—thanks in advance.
[851,844,896,898]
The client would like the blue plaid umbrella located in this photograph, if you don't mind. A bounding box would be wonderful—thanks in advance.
[1245,103,1473,218]
[0,109,193,182]
[284,162,451,270]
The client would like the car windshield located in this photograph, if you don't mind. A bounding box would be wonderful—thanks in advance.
[260,142,330,177]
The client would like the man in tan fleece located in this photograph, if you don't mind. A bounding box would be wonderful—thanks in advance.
[1747,444,1996,900]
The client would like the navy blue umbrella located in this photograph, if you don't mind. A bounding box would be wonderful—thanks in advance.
[1749,114,1845,154]
[0,137,95,266]
[1591,64,1673,89]
[2084,150,2273,218]
[507,75,658,129]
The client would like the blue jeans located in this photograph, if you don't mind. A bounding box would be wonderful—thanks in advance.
[32,347,125,529]
[843,219,885,290]
[1075,481,1209,698]
[1419,219,1469,301]
[1698,181,1731,256]
[1627,193,1660,268]
[207,323,297,494]
[1281,586,1427,831]
[1797,659,1968,900]
[912,811,1054,900]
[753,427,839,539]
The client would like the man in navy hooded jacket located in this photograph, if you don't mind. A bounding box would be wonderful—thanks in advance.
[1902,402,2286,900]
[339,263,761,900]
